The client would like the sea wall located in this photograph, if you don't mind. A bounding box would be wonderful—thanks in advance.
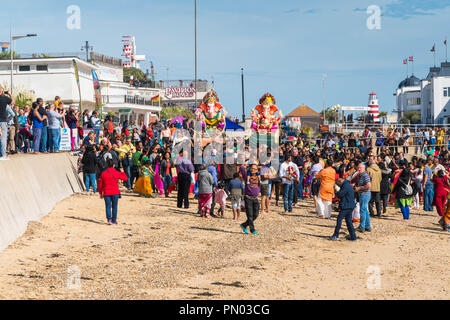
[0,153,84,251]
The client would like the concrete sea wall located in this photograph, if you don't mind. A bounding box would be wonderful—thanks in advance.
[0,153,84,251]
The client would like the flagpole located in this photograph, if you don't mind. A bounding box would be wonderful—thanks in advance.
[412,58,414,75]
[406,60,408,77]
[446,37,448,62]
[434,44,436,67]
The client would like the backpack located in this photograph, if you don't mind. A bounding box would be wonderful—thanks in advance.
[98,152,108,172]
[401,178,413,197]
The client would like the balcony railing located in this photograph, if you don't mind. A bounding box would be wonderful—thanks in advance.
[103,95,160,107]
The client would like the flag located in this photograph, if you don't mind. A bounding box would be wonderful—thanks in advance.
[403,59,407,64]
[72,59,83,113]
[91,69,103,118]
[150,61,155,81]
[409,56,413,61]
[445,39,447,46]
[151,94,160,102]
[431,45,435,52]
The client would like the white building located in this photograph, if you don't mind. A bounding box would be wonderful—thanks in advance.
[0,56,97,107]
[91,53,161,126]
[394,75,422,119]
[420,63,450,124]
[0,53,162,126]
[395,62,450,124]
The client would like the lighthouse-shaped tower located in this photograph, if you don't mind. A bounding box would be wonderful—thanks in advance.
[368,92,380,123]
[122,36,146,69]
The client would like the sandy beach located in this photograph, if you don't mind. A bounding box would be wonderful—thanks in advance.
[0,191,448,300]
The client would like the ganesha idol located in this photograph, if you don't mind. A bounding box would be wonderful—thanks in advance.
[251,93,282,134]
[195,90,227,133]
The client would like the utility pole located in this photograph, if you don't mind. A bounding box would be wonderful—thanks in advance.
[241,68,245,123]
[322,74,327,125]
[81,41,93,61]
[194,0,198,110]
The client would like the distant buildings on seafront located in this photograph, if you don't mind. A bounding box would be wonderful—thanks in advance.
[395,61,450,124]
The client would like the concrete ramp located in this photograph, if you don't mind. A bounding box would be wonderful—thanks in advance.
[0,153,84,251]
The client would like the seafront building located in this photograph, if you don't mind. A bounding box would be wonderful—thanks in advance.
[0,52,161,126]
[395,61,450,124]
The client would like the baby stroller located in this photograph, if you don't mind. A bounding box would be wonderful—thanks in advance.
[17,128,33,153]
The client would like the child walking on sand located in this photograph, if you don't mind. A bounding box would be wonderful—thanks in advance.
[214,182,228,218]
[229,172,244,220]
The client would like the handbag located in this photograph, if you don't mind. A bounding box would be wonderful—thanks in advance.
[171,167,178,178]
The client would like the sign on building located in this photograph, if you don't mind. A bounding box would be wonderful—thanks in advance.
[164,87,196,99]
[341,106,370,111]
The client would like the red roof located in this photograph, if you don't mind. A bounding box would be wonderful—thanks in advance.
[285,105,321,118]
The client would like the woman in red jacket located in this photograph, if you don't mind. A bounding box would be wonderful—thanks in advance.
[99,158,128,225]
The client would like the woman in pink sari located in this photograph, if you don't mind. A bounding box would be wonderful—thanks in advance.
[153,160,165,196]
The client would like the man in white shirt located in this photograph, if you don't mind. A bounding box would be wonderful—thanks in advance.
[279,154,300,213]
[424,128,430,143]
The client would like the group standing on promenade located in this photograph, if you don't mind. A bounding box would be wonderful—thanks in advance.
[1,88,449,235]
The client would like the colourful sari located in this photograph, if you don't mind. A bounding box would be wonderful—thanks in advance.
[134,166,153,197]
[153,162,165,196]
[198,193,213,216]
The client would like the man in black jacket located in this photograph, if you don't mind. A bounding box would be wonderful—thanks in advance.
[330,178,357,241]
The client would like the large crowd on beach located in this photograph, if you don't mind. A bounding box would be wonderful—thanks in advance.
[0,87,449,236]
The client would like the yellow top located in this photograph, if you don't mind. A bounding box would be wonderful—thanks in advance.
[115,143,136,161]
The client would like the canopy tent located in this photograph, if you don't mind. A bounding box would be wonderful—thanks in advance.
[170,116,184,125]
[225,118,245,131]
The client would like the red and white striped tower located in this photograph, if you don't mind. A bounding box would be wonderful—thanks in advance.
[368,92,380,123]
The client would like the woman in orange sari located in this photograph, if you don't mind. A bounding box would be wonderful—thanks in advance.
[316,158,336,219]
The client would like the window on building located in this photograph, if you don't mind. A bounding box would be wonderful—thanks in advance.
[444,87,450,97]
[36,65,48,71]
[407,98,421,105]
[18,65,30,72]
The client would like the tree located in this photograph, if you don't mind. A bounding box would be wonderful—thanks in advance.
[399,117,410,124]
[321,108,339,123]
[14,90,35,109]
[400,110,421,124]
[161,106,195,121]
[123,67,146,83]
[0,51,20,60]
[379,111,388,124]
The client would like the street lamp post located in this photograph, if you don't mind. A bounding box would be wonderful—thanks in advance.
[241,68,245,123]
[322,73,327,125]
[194,0,198,110]
[9,25,37,96]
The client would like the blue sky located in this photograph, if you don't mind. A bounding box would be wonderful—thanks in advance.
[1,0,450,117]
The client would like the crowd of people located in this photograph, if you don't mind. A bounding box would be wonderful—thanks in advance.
[1,87,449,235]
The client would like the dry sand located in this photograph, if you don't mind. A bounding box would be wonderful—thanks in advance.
[0,191,448,300]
